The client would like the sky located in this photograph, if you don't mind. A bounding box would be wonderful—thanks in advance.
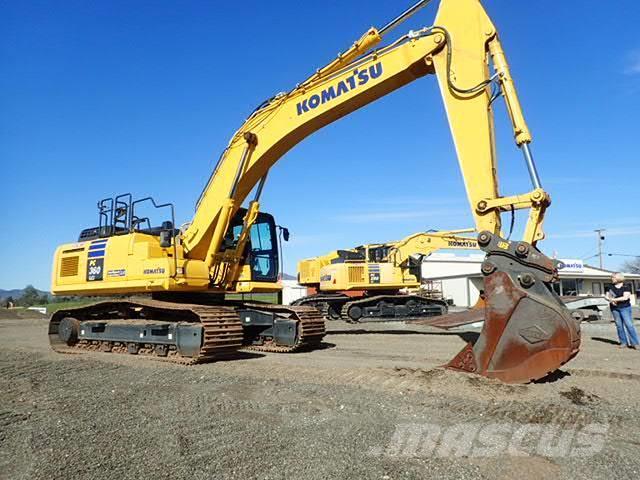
[1,0,639,291]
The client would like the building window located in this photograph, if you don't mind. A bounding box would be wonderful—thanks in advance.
[561,279,578,296]
[592,283,602,295]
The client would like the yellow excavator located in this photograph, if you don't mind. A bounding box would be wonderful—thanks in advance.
[294,230,479,322]
[49,0,580,383]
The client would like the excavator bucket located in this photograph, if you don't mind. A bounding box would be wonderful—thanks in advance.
[443,232,580,383]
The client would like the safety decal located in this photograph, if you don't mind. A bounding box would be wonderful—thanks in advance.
[497,241,510,250]
[368,264,381,284]
[86,239,107,281]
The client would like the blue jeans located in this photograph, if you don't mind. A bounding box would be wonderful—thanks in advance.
[611,306,639,346]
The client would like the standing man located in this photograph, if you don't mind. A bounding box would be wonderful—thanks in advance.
[607,273,639,349]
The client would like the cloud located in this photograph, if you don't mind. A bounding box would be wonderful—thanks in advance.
[334,209,466,223]
[550,226,640,239]
[624,49,640,75]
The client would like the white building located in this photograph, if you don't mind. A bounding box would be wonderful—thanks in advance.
[282,279,308,305]
[422,253,640,308]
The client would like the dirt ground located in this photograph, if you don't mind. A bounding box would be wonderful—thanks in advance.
[1,317,639,480]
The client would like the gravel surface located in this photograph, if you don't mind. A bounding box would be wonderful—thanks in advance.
[1,317,639,480]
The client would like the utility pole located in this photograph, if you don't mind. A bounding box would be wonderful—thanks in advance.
[594,229,606,269]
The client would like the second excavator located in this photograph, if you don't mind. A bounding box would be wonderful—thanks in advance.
[295,230,479,322]
[49,0,579,383]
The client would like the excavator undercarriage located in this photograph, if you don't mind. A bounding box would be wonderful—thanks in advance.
[49,298,325,364]
[293,293,447,323]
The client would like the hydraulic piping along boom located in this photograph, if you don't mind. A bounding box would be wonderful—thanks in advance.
[302,0,433,85]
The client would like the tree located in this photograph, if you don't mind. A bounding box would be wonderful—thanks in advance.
[21,285,40,306]
[17,285,48,307]
[622,258,640,275]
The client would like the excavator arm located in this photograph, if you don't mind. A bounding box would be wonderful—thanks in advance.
[183,0,546,271]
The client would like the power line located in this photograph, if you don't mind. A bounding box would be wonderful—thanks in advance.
[578,247,597,259]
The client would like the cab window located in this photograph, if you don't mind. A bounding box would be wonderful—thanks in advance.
[226,214,279,282]
[249,221,277,281]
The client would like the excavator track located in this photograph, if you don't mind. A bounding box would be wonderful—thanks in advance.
[339,294,448,323]
[294,293,448,323]
[292,293,349,320]
[49,299,244,365]
[241,303,326,353]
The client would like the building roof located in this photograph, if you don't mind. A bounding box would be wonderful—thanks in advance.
[422,253,640,280]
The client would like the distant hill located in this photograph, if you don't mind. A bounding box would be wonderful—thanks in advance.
[0,288,50,299]
[0,277,299,299]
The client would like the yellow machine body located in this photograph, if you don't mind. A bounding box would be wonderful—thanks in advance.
[298,230,478,292]
[321,262,407,291]
[52,234,278,296]
[53,235,207,296]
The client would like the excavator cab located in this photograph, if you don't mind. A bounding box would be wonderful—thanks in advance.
[226,208,280,283]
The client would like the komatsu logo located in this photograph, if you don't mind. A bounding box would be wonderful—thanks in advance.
[447,240,478,248]
[144,267,165,275]
[296,62,384,116]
